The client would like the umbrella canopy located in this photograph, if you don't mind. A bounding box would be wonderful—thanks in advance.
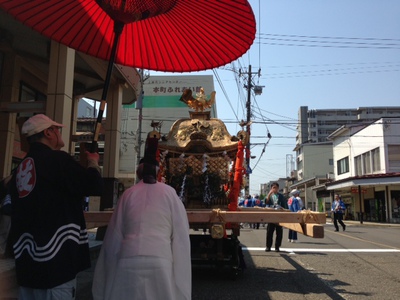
[0,0,256,72]
[1,0,256,151]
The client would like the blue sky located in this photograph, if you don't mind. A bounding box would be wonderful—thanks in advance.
[152,0,400,195]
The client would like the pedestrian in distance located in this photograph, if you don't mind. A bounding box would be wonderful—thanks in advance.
[332,194,346,232]
[264,182,288,252]
[298,193,305,210]
[245,194,255,229]
[244,194,251,207]
[287,189,302,243]
[245,194,255,208]
[252,194,262,229]
[254,194,262,207]
[8,114,103,299]
[92,138,191,300]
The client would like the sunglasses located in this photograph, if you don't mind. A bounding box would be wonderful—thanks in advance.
[48,126,62,134]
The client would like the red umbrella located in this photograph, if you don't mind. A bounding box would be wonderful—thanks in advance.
[0,0,256,149]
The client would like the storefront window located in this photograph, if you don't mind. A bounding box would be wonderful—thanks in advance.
[337,156,349,174]
[391,190,400,220]
[363,152,371,174]
[18,82,47,118]
[371,148,380,172]
[388,145,400,172]
[355,155,362,175]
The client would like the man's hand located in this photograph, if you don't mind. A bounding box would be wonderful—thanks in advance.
[86,151,99,164]
[85,151,101,173]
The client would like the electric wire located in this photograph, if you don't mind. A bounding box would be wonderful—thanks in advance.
[258,33,400,49]
[265,67,400,79]
[263,61,400,69]
[259,41,400,50]
[251,94,271,171]
[212,69,239,122]
[257,0,261,85]
[260,32,400,42]
[235,1,274,175]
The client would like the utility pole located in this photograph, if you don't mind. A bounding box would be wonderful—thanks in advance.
[245,65,252,197]
[135,69,149,174]
[241,65,263,197]
[286,154,294,177]
[136,70,144,169]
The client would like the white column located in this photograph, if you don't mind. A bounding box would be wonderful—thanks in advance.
[103,84,122,178]
[46,41,75,153]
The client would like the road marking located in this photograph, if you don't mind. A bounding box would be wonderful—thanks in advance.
[324,226,400,250]
[243,247,400,253]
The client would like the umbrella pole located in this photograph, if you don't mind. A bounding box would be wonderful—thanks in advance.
[91,21,124,153]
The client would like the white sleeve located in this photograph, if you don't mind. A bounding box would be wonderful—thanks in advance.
[92,195,125,300]
[170,192,192,300]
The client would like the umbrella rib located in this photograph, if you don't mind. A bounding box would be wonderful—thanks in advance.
[1,0,256,72]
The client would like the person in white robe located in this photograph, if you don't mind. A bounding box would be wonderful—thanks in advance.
[92,143,191,300]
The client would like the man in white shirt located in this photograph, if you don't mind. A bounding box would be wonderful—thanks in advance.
[92,138,191,300]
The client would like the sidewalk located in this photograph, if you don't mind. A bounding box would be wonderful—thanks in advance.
[327,218,400,227]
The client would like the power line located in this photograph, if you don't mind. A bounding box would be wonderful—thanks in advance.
[265,67,400,79]
[251,96,271,172]
[266,63,400,76]
[262,61,400,69]
[258,41,400,50]
[212,69,240,122]
[251,111,297,131]
[257,33,400,49]
[257,0,262,75]
[260,33,400,42]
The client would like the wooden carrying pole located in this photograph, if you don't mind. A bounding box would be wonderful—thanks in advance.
[85,209,326,238]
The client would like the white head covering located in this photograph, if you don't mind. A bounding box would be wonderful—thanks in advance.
[22,114,64,137]
[290,189,300,196]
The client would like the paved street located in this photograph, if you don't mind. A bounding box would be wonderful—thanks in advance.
[206,221,400,300]
[77,221,400,300]
[3,221,400,299]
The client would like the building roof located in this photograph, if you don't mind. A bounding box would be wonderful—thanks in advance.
[327,117,400,140]
[325,172,400,190]
[293,141,332,151]
[289,176,330,190]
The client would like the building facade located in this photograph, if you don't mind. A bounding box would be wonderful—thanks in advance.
[291,142,333,211]
[119,75,216,176]
[289,106,400,218]
[326,118,400,223]
[296,106,400,147]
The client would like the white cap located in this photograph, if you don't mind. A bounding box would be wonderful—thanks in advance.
[291,189,300,195]
[22,114,64,137]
